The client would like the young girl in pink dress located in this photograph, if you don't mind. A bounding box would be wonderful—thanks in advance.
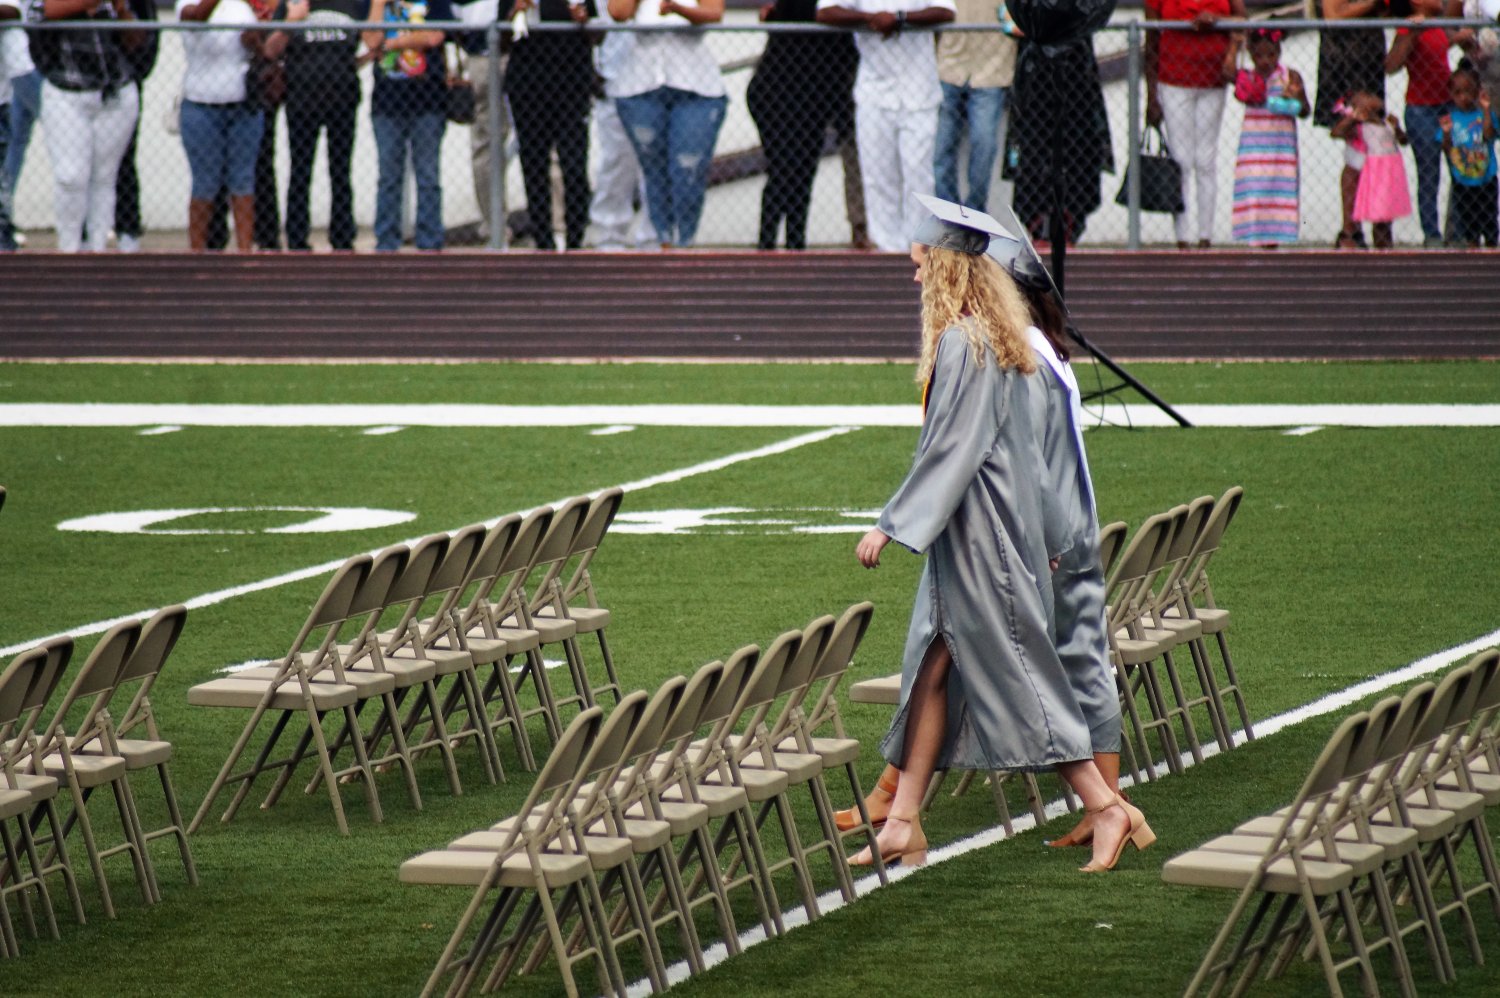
[1333,90,1412,248]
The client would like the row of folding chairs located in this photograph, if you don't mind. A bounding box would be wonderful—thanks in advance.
[1103,485,1251,785]
[399,602,886,998]
[1164,648,1500,997]
[188,489,628,836]
[0,607,198,958]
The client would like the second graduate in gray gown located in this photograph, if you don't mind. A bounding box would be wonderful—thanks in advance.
[1025,326,1121,755]
[875,322,1095,773]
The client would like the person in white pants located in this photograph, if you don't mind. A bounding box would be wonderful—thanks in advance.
[589,4,652,248]
[24,0,141,252]
[817,0,954,252]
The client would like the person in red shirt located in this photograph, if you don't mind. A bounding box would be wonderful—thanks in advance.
[1145,0,1246,248]
[1387,0,1463,245]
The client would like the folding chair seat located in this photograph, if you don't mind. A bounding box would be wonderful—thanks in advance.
[455,509,554,765]
[31,621,159,917]
[189,556,386,836]
[1162,486,1252,742]
[377,525,504,785]
[531,488,627,709]
[400,707,612,998]
[1164,712,1394,998]
[79,605,198,892]
[0,643,81,955]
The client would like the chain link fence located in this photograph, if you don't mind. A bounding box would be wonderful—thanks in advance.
[2,8,1497,251]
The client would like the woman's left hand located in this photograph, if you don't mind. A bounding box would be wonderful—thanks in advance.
[856,528,891,568]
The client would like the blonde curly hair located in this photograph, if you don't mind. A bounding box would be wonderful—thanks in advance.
[915,246,1037,384]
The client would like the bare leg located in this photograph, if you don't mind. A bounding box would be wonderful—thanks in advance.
[1056,758,1154,872]
[188,198,214,251]
[1339,167,1362,246]
[230,194,256,253]
[850,638,951,865]
[835,763,898,830]
[1044,751,1121,847]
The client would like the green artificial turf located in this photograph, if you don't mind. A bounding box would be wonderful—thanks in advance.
[0,360,1496,997]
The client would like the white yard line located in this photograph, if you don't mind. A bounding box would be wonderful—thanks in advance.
[0,427,857,658]
[621,624,1500,997]
[3,402,1500,428]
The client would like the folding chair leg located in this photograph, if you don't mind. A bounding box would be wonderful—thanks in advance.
[188,700,281,834]
[228,710,298,821]
[1215,632,1255,740]
[591,630,624,707]
[1187,637,1234,752]
[62,779,116,919]
[109,775,160,905]
[150,761,199,886]
[1114,663,1154,784]
[31,798,85,925]
[839,761,888,885]
[1160,649,1206,766]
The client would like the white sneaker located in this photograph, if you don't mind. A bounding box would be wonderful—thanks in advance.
[118,234,142,253]
[13,230,26,247]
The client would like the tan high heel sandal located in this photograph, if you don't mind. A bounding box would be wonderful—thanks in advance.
[835,771,898,833]
[1044,790,1131,848]
[1079,795,1155,873]
[849,813,928,868]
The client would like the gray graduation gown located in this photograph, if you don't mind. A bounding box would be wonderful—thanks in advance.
[1025,327,1121,754]
[876,325,1093,773]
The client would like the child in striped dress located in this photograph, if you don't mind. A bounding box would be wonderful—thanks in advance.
[1224,29,1310,246]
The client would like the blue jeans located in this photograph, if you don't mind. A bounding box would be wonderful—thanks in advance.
[4,69,42,193]
[180,99,266,199]
[616,87,728,247]
[1404,103,1444,241]
[934,82,1007,212]
[373,110,445,251]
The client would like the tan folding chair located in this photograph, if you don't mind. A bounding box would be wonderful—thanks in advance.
[83,605,198,891]
[400,707,608,998]
[0,645,72,955]
[458,508,555,763]
[532,488,626,708]
[188,555,382,835]
[379,525,504,785]
[1164,486,1253,741]
[513,497,596,717]
[33,620,158,916]
[1097,519,1128,579]
[1164,712,1380,997]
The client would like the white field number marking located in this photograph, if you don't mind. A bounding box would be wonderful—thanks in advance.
[57,506,418,536]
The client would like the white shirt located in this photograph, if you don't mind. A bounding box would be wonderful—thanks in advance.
[605,1,724,99]
[177,0,259,105]
[816,0,952,111]
[3,21,35,87]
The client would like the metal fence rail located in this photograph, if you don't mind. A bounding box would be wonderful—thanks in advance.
[1,15,1496,251]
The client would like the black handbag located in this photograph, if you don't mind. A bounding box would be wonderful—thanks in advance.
[445,46,477,125]
[1115,125,1185,215]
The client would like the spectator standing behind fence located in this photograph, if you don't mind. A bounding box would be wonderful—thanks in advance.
[1144,0,1243,249]
[1439,65,1497,245]
[817,0,954,252]
[1334,88,1410,246]
[748,0,855,248]
[23,0,141,252]
[3,21,39,246]
[0,15,14,251]
[606,0,728,249]
[1225,28,1308,247]
[177,0,266,251]
[931,0,1015,213]
[506,0,594,251]
[1314,0,1387,249]
[112,0,154,252]
[1386,2,1459,247]
[364,0,450,251]
[589,1,654,248]
[247,0,284,249]
[264,0,368,251]
[452,0,499,243]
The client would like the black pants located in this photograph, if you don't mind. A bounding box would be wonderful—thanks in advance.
[748,76,839,250]
[286,100,357,251]
[1449,177,1498,247]
[114,85,143,239]
[510,93,589,250]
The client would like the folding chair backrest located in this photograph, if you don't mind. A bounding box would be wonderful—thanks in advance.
[452,514,521,609]
[524,497,591,613]
[1105,512,1173,631]
[0,646,48,733]
[621,676,686,764]
[1,640,71,774]
[767,615,836,741]
[114,604,189,736]
[660,661,723,748]
[1178,486,1244,606]
[1271,711,1369,853]
[1347,696,1403,776]
[571,691,650,821]
[38,619,142,754]
[494,707,604,856]
[1097,521,1128,578]
[466,507,553,627]
[425,524,488,612]
[1461,650,1500,762]
[284,555,374,680]
[1153,496,1214,608]
[333,546,410,668]
[1395,671,1469,794]
[803,602,875,736]
[729,630,800,746]
[560,488,625,604]
[699,646,758,733]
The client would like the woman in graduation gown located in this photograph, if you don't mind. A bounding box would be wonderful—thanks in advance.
[850,195,1152,873]
[996,233,1125,848]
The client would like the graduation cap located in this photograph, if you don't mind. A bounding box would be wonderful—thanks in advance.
[985,203,1053,291]
[911,194,1012,255]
